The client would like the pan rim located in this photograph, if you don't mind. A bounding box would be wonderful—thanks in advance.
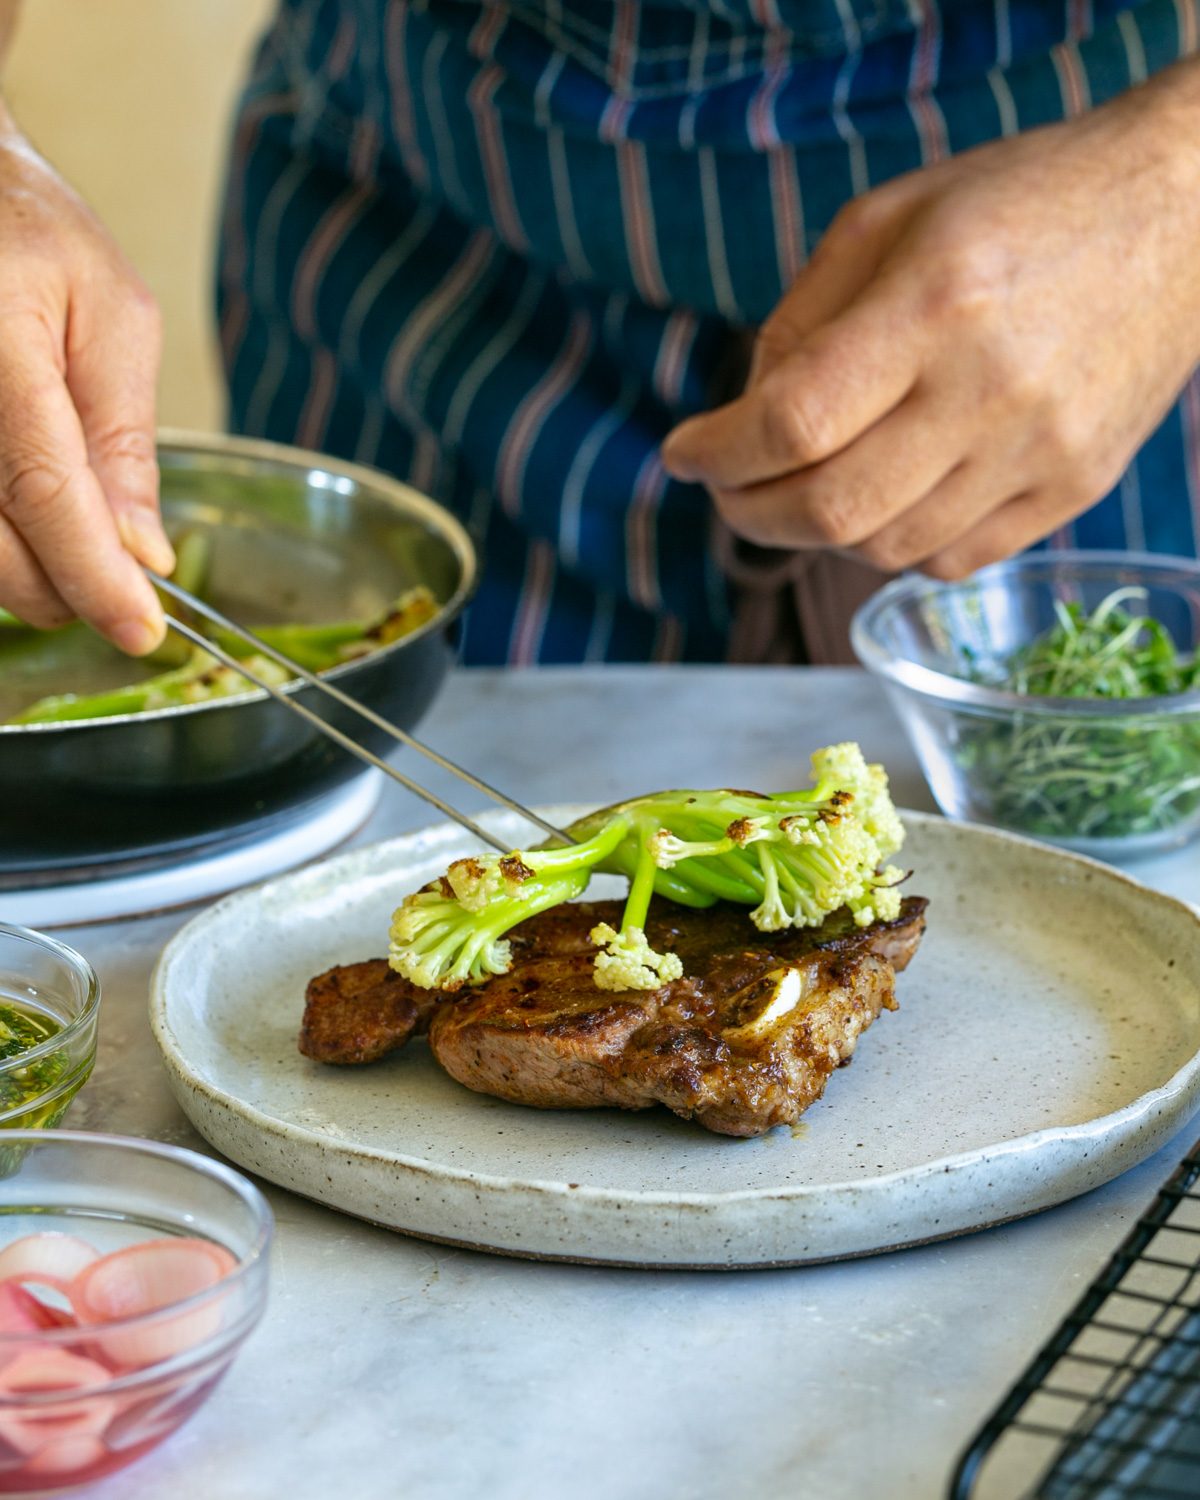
[0,428,479,736]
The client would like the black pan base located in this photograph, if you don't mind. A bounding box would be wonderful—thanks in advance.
[0,631,450,882]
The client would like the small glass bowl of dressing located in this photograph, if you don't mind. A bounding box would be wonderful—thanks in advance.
[0,925,100,1130]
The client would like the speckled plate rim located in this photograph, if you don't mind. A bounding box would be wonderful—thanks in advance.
[150,810,1200,1267]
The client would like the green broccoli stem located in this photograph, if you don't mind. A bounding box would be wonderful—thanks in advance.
[618,819,661,933]
[399,867,592,986]
[663,853,762,903]
[9,662,203,724]
[170,529,213,597]
[529,815,631,873]
[591,843,711,908]
[392,751,907,991]
[203,590,436,674]
[9,650,287,725]
[465,870,590,958]
[393,819,637,988]
[568,793,844,909]
[208,621,365,673]
[567,808,713,906]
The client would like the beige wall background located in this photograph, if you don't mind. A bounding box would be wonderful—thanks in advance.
[5,0,278,432]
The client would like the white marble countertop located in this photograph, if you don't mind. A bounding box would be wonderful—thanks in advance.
[53,667,1200,1500]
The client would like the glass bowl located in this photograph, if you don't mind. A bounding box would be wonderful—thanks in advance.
[0,1130,272,1493]
[850,551,1200,859]
[0,928,100,1130]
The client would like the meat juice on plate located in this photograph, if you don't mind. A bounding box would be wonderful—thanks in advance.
[0,1214,241,1493]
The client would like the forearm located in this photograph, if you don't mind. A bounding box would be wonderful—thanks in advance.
[1108,52,1200,202]
[1101,53,1200,343]
[1138,50,1200,116]
[0,3,172,652]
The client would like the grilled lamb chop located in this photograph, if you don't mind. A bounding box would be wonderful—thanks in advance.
[300,895,927,1137]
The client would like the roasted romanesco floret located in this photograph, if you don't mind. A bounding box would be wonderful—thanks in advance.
[387,743,906,993]
[388,820,630,990]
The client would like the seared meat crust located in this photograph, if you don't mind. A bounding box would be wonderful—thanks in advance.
[432,896,926,1136]
[299,959,434,1065]
[299,896,927,1136]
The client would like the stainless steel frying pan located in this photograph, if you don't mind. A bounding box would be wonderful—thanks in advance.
[0,430,478,881]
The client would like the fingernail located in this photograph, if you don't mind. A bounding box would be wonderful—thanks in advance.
[118,513,176,576]
[110,616,163,657]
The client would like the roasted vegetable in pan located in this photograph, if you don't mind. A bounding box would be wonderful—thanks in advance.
[6,586,439,725]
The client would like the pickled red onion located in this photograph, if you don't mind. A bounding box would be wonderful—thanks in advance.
[0,1348,115,1456]
[70,1238,237,1369]
[71,1239,236,1322]
[22,1434,108,1477]
[0,1283,66,1338]
[0,1235,98,1287]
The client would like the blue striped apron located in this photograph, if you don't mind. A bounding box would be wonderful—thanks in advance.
[217,0,1200,663]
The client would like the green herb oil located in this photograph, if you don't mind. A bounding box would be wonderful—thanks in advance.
[0,1000,77,1127]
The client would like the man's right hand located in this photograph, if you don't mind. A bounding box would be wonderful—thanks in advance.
[0,103,172,654]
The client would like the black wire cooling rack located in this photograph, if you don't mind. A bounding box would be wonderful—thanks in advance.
[950,1135,1200,1500]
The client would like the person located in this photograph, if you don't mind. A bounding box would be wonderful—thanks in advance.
[0,0,1198,667]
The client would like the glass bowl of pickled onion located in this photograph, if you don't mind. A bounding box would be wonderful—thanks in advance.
[0,1130,272,1493]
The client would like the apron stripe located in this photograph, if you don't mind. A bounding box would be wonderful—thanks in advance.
[558,372,641,567]
[496,310,593,516]
[384,0,429,189]
[291,183,374,344]
[384,231,496,426]
[509,538,558,663]
[697,147,742,322]
[617,139,670,306]
[1051,38,1092,114]
[218,90,297,368]
[908,0,949,163]
[625,450,668,612]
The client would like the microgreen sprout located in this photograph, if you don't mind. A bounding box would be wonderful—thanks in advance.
[957,586,1200,840]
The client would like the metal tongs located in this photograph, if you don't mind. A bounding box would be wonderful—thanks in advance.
[151,574,574,853]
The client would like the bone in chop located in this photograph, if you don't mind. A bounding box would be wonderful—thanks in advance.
[300,895,927,1137]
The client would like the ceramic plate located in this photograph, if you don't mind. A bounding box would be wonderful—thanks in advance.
[150,809,1200,1268]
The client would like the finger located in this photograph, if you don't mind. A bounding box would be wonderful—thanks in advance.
[66,278,173,576]
[749,203,893,385]
[921,488,1080,580]
[661,285,921,490]
[847,459,1017,574]
[0,325,166,653]
[0,511,73,629]
[707,389,962,551]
